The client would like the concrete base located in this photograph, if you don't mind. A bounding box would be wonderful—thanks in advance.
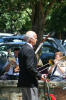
[0,80,66,100]
[0,80,22,100]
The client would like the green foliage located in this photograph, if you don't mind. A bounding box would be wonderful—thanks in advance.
[0,0,66,38]
[45,2,66,34]
[0,0,32,33]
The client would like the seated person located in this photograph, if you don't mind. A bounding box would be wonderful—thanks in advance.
[5,48,20,80]
[48,52,66,80]
[12,47,20,73]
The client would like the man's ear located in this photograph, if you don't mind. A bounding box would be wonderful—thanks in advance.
[29,38,33,42]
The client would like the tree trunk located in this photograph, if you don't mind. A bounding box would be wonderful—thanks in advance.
[31,0,57,49]
[31,1,45,49]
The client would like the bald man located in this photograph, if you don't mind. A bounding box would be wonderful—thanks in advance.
[18,31,45,100]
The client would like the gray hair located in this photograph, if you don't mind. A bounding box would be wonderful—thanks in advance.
[24,31,36,42]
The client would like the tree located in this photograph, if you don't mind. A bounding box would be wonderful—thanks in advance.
[0,0,66,41]
[24,0,66,41]
[0,0,32,34]
[46,1,66,39]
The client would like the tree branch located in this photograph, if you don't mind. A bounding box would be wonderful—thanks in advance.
[45,0,56,18]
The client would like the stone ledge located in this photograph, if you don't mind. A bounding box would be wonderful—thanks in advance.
[0,80,18,87]
[0,80,66,100]
[0,80,66,88]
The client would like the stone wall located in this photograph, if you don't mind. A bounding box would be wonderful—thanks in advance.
[47,81,66,100]
[0,80,22,100]
[0,80,66,100]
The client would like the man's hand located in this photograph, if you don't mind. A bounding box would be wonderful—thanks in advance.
[41,74,47,81]
[14,65,19,72]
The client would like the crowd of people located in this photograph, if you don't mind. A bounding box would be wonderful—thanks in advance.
[0,30,66,100]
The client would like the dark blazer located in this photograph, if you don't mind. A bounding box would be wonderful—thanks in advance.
[18,43,41,87]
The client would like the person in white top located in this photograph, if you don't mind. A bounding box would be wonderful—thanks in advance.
[48,52,66,80]
[7,48,20,79]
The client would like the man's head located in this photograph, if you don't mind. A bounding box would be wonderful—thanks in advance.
[25,31,37,46]
[55,52,63,59]
[14,48,20,57]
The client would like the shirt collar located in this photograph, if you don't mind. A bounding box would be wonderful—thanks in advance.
[27,43,33,48]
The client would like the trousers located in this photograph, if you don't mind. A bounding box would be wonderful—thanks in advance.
[21,87,39,100]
